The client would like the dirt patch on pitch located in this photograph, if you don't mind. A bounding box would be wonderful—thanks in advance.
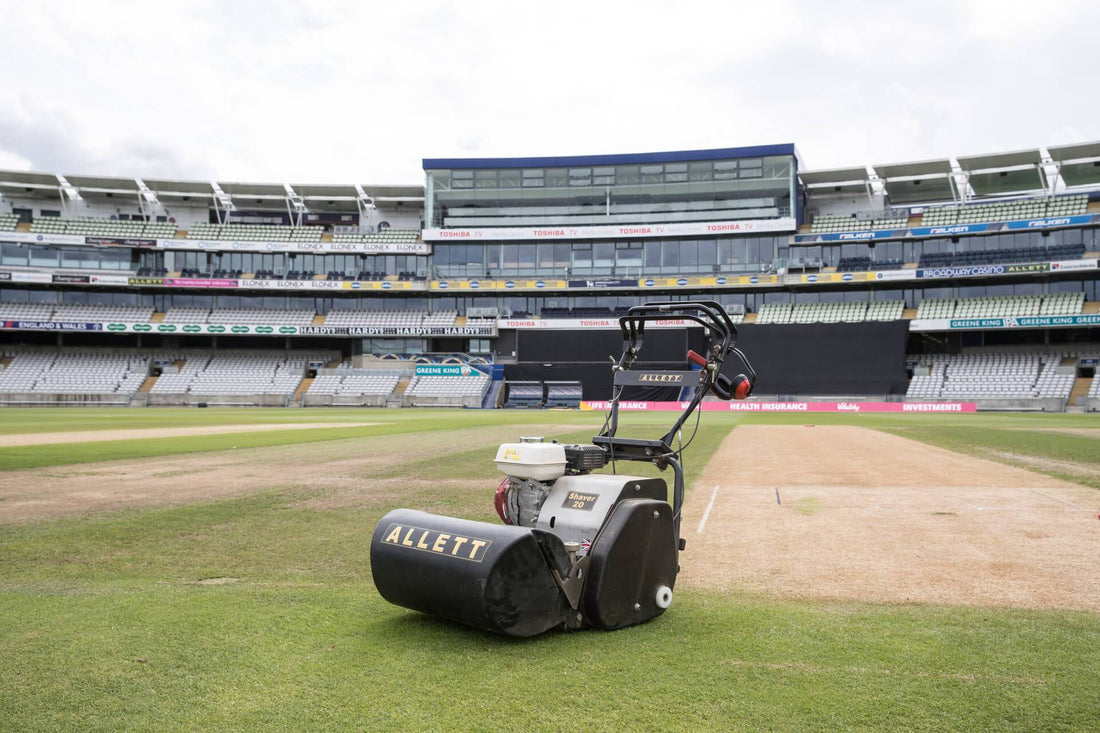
[1015,428,1100,439]
[0,423,380,447]
[681,425,1100,612]
[0,423,584,524]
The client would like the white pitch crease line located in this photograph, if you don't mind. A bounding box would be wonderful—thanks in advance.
[697,485,720,534]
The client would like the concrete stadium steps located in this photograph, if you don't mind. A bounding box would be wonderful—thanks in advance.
[1068,377,1092,407]
[138,376,158,392]
[293,377,314,402]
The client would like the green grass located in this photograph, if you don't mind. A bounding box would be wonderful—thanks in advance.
[1,408,1099,730]
[883,425,1100,490]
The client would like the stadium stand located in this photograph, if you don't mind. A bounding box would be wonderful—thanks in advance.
[918,242,1085,268]
[755,301,904,325]
[304,371,401,406]
[1,141,1098,412]
[404,372,490,407]
[163,307,213,323]
[755,303,792,325]
[792,302,867,324]
[323,310,456,327]
[206,308,314,326]
[0,351,148,395]
[837,257,905,272]
[144,352,326,405]
[503,381,543,408]
[1039,292,1086,315]
[953,295,1042,319]
[544,381,583,408]
[920,194,1087,226]
[330,229,420,244]
[916,293,1086,320]
[810,214,908,234]
[906,352,1076,402]
[0,302,56,321]
[187,223,323,241]
[51,304,154,322]
[29,217,177,239]
[866,300,905,321]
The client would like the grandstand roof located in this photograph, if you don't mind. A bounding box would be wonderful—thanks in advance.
[955,149,1043,171]
[63,174,141,198]
[217,181,288,200]
[423,144,798,170]
[0,169,64,196]
[798,167,870,187]
[871,159,953,179]
[955,149,1046,196]
[143,178,217,204]
[1047,141,1100,162]
[872,159,956,204]
[358,184,425,201]
[293,183,359,200]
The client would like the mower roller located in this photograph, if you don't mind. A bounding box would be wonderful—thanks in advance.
[370,301,757,636]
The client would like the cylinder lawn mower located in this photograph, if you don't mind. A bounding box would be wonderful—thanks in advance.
[370,301,756,637]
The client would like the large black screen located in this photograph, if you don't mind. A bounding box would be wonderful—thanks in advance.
[723,322,910,395]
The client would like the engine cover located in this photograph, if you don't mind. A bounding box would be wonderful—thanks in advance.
[582,498,678,630]
[534,474,667,545]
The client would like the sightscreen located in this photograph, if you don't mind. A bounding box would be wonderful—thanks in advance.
[723,322,910,395]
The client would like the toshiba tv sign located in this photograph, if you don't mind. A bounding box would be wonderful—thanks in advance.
[423,218,796,242]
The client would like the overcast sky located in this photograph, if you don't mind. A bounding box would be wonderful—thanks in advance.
[0,0,1095,186]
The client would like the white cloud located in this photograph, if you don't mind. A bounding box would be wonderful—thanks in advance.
[0,0,1097,184]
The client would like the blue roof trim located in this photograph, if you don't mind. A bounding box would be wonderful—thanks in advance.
[423,144,797,170]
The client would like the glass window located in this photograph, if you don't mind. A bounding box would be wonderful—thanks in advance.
[2,243,26,266]
[665,163,687,183]
[518,245,536,269]
[615,166,640,185]
[593,242,613,267]
[592,167,614,185]
[714,160,739,181]
[698,240,717,268]
[474,170,497,189]
[31,245,59,267]
[572,243,592,269]
[689,162,712,182]
[100,248,131,270]
[452,170,474,189]
[521,169,544,188]
[661,242,679,268]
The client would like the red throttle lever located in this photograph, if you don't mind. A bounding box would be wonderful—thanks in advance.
[687,350,707,367]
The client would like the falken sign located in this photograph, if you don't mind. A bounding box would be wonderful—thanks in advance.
[792,214,1098,244]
